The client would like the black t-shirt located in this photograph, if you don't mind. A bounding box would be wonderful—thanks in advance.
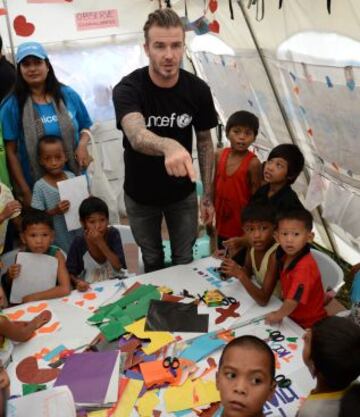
[250,183,304,215]
[0,56,15,103]
[113,67,218,205]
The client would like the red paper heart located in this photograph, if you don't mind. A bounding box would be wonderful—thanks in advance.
[16,356,59,384]
[209,0,218,13]
[209,20,220,33]
[13,15,35,37]
[7,309,25,321]
[75,300,85,306]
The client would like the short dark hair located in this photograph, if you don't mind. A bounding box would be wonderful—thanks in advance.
[37,135,65,157]
[277,208,313,231]
[267,144,304,184]
[339,383,360,417]
[219,335,275,379]
[225,110,259,136]
[241,203,276,225]
[21,208,54,232]
[143,8,184,43]
[311,317,360,390]
[79,196,109,221]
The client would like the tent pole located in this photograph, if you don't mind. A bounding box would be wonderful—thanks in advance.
[236,0,340,260]
[3,0,16,64]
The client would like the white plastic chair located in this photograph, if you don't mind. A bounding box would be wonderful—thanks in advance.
[112,224,144,274]
[310,248,344,292]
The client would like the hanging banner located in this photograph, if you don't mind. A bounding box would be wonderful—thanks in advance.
[75,9,119,31]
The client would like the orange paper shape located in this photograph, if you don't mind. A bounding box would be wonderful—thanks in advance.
[37,321,60,334]
[7,309,25,321]
[27,302,48,313]
[83,292,97,300]
[140,360,178,387]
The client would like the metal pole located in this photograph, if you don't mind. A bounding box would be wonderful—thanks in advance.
[3,0,16,64]
[236,0,339,259]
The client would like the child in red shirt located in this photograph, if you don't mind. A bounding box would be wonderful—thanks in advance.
[266,209,327,328]
[214,111,261,248]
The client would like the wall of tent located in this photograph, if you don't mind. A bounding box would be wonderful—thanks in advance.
[1,0,360,264]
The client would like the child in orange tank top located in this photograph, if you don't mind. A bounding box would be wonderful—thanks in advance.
[214,111,262,248]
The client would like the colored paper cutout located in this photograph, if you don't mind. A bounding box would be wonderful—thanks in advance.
[4,303,61,337]
[112,379,143,417]
[125,318,174,355]
[180,333,225,363]
[139,360,179,387]
[16,356,60,384]
[215,302,240,324]
[325,75,333,87]
[13,15,35,37]
[164,379,220,412]
[22,383,46,396]
[137,391,160,417]
[27,302,48,313]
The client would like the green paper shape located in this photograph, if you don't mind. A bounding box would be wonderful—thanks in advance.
[88,284,157,324]
[286,337,298,343]
[22,383,46,396]
[100,315,133,342]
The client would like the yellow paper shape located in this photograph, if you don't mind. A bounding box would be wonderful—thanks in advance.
[164,379,194,412]
[164,378,220,413]
[137,391,160,417]
[87,411,108,417]
[125,318,174,354]
[112,379,143,417]
[194,379,221,406]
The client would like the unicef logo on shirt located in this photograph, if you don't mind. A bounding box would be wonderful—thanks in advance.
[177,113,192,128]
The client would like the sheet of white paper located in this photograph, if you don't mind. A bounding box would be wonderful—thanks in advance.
[10,252,58,304]
[58,175,89,231]
[7,386,76,417]
[104,351,120,404]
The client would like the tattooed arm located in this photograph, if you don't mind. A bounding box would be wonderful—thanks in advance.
[196,129,215,225]
[121,112,196,181]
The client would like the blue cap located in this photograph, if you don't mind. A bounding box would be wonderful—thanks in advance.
[16,42,48,64]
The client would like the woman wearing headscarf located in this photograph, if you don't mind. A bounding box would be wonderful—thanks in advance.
[0,41,92,206]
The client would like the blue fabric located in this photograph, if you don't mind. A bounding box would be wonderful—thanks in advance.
[351,271,360,303]
[0,85,92,187]
[33,102,62,137]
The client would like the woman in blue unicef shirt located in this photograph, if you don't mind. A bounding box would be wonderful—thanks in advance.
[0,41,92,206]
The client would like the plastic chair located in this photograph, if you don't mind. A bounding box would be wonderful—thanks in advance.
[112,224,144,274]
[310,248,344,292]
[162,234,211,266]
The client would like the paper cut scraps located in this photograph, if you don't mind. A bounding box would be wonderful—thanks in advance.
[10,252,58,304]
[54,351,119,407]
[164,378,220,412]
[7,386,76,417]
[87,284,161,342]
[5,302,61,337]
[145,299,209,333]
[180,333,225,363]
[125,318,174,355]
[111,378,143,417]
[16,356,60,384]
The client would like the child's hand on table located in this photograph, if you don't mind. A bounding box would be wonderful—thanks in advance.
[265,310,283,325]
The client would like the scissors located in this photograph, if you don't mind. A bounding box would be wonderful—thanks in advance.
[269,330,285,342]
[163,356,180,376]
[275,374,292,389]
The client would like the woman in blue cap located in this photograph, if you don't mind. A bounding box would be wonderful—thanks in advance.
[0,41,92,206]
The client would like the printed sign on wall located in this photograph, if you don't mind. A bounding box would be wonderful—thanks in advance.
[75,9,119,31]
